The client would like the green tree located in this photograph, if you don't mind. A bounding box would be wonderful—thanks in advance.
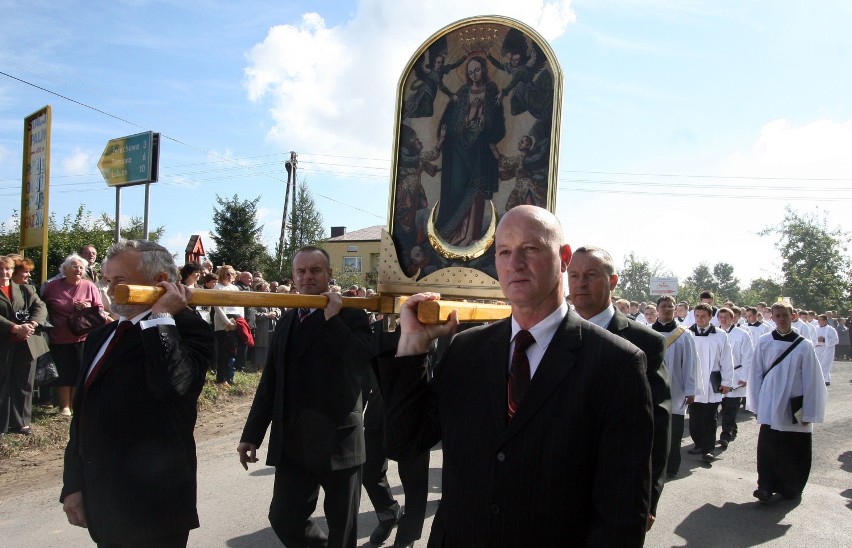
[273,185,326,280]
[208,194,272,273]
[616,252,672,302]
[761,207,852,311]
[0,206,164,284]
[679,263,715,304]
[712,262,741,303]
[740,277,784,306]
[99,213,166,243]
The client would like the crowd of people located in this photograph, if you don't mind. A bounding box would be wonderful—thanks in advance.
[0,223,839,546]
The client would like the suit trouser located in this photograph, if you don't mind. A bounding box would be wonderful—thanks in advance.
[363,428,430,542]
[667,413,685,475]
[688,401,719,452]
[269,458,362,548]
[720,397,742,441]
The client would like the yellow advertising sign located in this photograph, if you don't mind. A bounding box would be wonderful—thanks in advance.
[20,106,51,251]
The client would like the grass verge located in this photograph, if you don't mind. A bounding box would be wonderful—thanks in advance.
[0,369,261,461]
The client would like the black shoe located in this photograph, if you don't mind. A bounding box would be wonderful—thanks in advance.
[718,438,729,448]
[781,491,801,500]
[666,471,678,479]
[370,507,402,545]
[392,542,415,548]
[687,446,704,455]
[753,489,772,503]
[702,452,716,463]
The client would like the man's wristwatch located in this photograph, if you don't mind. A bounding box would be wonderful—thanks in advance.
[149,312,173,320]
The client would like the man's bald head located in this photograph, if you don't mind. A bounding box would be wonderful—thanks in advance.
[497,205,565,252]
[495,206,572,328]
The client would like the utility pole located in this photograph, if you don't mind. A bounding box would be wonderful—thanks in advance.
[288,151,298,257]
[278,158,293,274]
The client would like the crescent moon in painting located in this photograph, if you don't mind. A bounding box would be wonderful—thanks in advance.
[426,200,497,262]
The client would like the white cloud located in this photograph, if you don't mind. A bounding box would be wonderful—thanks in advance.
[62,148,95,176]
[244,1,576,161]
[724,118,852,181]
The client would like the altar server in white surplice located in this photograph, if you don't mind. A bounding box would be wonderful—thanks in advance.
[686,303,733,463]
[651,295,701,478]
[717,308,753,448]
[745,306,772,348]
[813,313,838,385]
[791,309,816,343]
[747,303,827,504]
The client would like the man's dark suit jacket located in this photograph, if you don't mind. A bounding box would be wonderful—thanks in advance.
[378,310,653,547]
[606,309,671,515]
[240,307,372,471]
[61,309,213,544]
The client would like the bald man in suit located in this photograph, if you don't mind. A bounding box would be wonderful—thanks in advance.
[378,206,654,546]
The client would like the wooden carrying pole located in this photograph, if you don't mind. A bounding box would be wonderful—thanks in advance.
[114,285,511,325]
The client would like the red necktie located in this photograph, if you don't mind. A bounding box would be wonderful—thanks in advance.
[508,330,535,421]
[85,321,132,389]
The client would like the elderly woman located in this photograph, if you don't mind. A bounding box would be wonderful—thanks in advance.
[1,256,49,435]
[212,265,243,385]
[41,253,104,416]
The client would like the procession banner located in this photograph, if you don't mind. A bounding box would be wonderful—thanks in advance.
[379,16,563,300]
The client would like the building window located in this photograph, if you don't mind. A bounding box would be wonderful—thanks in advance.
[343,257,362,272]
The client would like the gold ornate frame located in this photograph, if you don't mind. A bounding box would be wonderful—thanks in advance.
[380,16,563,300]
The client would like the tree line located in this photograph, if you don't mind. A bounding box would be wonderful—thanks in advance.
[3,201,848,312]
[0,186,326,284]
[615,208,852,313]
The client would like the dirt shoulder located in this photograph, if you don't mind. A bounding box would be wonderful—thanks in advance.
[0,388,254,499]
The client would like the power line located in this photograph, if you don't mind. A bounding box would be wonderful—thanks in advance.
[3,70,849,219]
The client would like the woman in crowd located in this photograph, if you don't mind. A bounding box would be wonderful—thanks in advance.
[251,280,279,370]
[212,266,243,385]
[41,254,103,416]
[0,256,49,436]
[11,257,35,286]
[180,263,201,287]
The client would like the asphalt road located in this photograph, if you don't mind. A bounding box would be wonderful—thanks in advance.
[1,362,849,547]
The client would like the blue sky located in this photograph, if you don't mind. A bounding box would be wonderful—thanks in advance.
[1,0,850,288]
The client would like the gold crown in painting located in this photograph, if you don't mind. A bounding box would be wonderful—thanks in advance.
[457,26,500,54]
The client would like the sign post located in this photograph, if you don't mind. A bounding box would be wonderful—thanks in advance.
[21,106,51,282]
[650,277,679,296]
[97,131,160,242]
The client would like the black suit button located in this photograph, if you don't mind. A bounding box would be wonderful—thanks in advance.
[496,451,506,462]
[490,504,500,514]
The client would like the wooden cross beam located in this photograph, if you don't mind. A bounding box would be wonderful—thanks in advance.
[113,285,512,325]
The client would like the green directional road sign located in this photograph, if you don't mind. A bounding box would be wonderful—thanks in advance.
[98,131,159,187]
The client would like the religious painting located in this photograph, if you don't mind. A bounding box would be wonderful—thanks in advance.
[380,16,562,300]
